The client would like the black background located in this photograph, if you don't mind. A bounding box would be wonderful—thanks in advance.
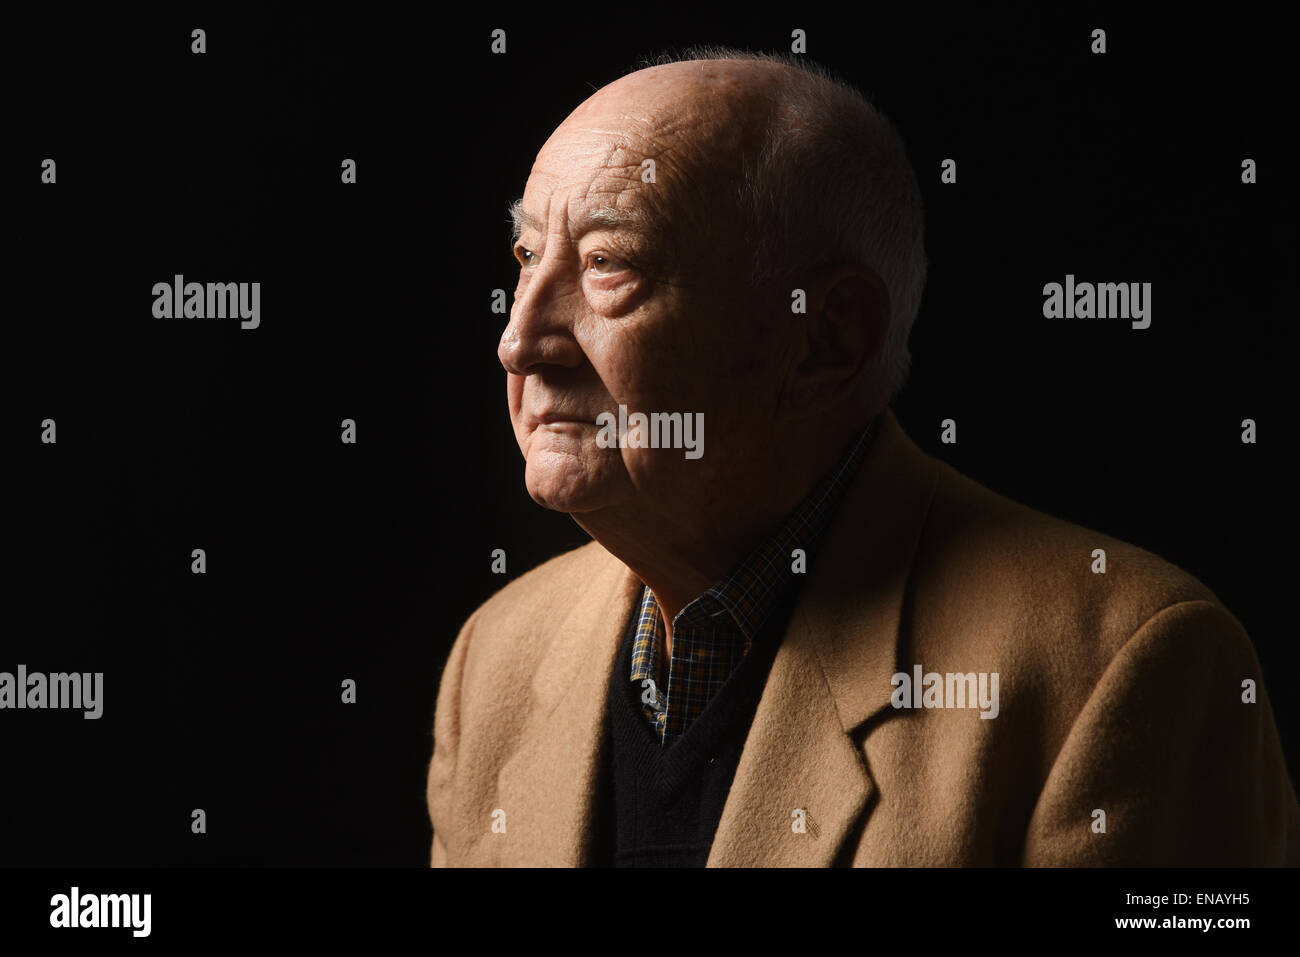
[5,4,1295,866]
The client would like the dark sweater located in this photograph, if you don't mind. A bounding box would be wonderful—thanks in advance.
[592,585,801,867]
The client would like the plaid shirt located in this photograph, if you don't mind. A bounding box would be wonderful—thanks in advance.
[630,417,878,746]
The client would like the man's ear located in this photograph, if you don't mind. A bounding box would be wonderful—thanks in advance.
[779,263,890,419]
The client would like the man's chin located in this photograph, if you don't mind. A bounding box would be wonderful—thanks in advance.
[524,456,620,514]
[525,483,611,514]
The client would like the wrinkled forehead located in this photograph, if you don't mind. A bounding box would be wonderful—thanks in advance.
[528,123,673,213]
[522,85,764,238]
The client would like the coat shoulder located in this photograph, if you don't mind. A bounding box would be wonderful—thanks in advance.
[449,539,627,688]
[474,538,618,624]
[912,457,1230,678]
[901,455,1261,801]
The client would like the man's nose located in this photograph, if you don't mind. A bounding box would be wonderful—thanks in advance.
[498,264,584,376]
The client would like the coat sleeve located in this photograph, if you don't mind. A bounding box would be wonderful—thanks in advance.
[427,609,480,868]
[431,831,448,868]
[1021,599,1300,865]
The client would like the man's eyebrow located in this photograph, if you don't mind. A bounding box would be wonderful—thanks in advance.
[508,199,541,244]
[507,198,656,246]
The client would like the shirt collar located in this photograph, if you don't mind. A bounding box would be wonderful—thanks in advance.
[668,415,879,640]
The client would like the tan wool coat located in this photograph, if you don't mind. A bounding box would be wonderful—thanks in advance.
[426,409,1300,866]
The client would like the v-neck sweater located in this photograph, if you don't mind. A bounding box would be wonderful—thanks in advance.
[595,584,800,867]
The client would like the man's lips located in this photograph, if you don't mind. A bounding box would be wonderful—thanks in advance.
[536,412,593,425]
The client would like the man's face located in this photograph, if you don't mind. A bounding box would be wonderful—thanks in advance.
[499,76,784,518]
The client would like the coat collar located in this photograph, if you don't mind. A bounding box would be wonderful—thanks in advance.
[492,408,939,866]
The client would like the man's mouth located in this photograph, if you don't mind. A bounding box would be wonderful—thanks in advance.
[537,412,591,425]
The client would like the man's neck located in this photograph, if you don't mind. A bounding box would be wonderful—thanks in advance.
[573,503,735,645]
[572,439,847,659]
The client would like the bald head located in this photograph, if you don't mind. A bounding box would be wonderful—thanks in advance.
[567,56,788,123]
[516,50,927,398]
[530,59,787,267]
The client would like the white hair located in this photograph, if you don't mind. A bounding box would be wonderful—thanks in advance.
[633,47,928,401]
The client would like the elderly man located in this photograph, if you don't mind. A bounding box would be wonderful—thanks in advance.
[426,49,1299,867]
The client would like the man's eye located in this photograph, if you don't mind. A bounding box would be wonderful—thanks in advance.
[518,248,538,267]
[589,254,621,276]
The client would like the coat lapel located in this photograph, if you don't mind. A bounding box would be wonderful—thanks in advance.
[708,409,939,866]
[492,553,640,866]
